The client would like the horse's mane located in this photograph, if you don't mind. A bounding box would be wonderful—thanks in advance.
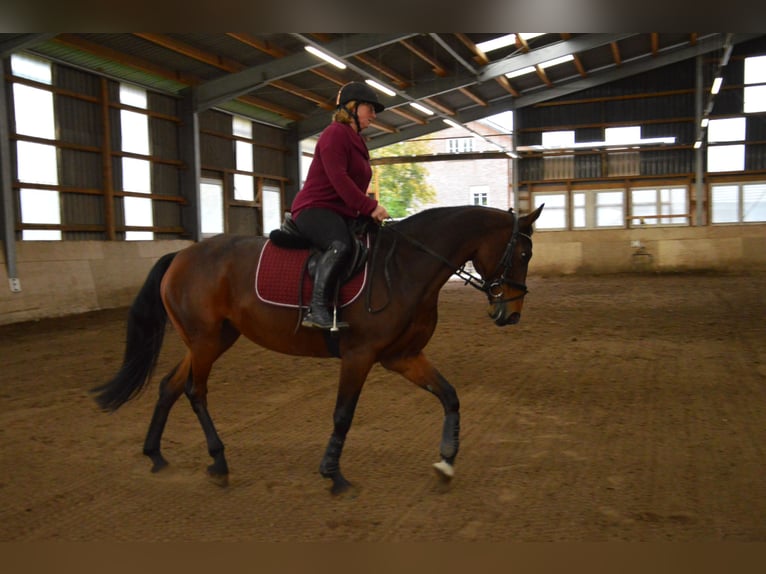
[390,205,511,237]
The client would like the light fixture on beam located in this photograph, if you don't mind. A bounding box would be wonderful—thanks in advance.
[476,34,516,53]
[365,79,396,97]
[701,118,709,128]
[711,76,723,95]
[410,102,434,115]
[539,54,574,68]
[506,66,536,79]
[305,45,347,69]
[443,119,462,129]
[694,140,702,149]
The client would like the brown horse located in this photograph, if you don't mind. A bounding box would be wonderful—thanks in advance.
[91,204,543,494]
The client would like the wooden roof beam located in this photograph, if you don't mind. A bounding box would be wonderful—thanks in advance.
[611,41,622,66]
[454,33,519,96]
[400,38,449,77]
[560,33,588,77]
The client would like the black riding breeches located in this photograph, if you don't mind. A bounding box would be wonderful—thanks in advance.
[294,208,353,254]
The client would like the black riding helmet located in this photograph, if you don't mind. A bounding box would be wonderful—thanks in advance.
[336,81,385,113]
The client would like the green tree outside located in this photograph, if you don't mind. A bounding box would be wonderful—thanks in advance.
[370,141,436,218]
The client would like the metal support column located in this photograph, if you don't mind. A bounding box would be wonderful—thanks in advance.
[0,59,21,292]
[179,90,201,242]
[694,55,705,226]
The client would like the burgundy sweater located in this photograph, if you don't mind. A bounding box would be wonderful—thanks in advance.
[291,121,379,219]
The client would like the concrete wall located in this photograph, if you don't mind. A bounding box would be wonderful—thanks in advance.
[1,240,192,326]
[2,224,765,325]
[532,224,766,276]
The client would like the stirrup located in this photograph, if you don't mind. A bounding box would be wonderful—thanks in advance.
[301,306,349,331]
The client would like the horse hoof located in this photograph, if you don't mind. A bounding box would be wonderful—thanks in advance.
[207,471,229,487]
[149,457,169,473]
[432,460,454,482]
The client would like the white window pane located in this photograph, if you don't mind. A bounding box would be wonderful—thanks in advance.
[744,55,766,84]
[122,158,151,193]
[744,86,766,113]
[23,229,62,240]
[13,85,55,139]
[236,141,253,171]
[605,126,641,144]
[596,206,623,227]
[16,141,58,184]
[707,145,745,172]
[233,174,254,201]
[596,191,623,205]
[573,192,585,207]
[533,193,566,229]
[668,188,687,213]
[120,110,150,154]
[11,53,51,84]
[124,196,153,241]
[743,184,766,222]
[542,130,575,148]
[707,117,746,143]
[20,188,60,224]
[632,189,655,204]
[120,84,147,108]
[200,180,224,236]
[233,116,252,138]
[573,208,586,228]
[262,185,282,237]
[711,185,739,223]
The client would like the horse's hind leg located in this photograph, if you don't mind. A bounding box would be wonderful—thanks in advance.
[184,365,229,486]
[183,322,240,486]
[381,353,460,482]
[143,359,189,472]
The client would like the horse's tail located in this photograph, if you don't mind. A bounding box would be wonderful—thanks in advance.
[91,251,178,412]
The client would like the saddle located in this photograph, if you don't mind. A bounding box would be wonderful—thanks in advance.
[255,214,374,309]
[268,213,371,282]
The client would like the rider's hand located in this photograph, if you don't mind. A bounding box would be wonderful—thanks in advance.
[371,204,390,223]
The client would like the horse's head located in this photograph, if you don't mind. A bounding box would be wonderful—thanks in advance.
[473,204,544,326]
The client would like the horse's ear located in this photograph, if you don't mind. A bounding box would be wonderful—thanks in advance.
[525,203,544,224]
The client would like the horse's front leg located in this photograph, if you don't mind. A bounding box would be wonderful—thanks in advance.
[381,352,460,482]
[320,356,373,495]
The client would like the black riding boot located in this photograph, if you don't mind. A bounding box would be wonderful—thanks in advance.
[302,241,350,330]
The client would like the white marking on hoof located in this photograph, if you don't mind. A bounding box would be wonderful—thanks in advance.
[432,460,454,481]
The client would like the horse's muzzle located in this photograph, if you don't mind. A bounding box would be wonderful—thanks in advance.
[488,304,521,326]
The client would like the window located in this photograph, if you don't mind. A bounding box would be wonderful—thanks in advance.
[711,182,766,223]
[470,185,489,206]
[532,193,567,230]
[744,55,766,113]
[707,117,746,173]
[200,178,224,238]
[631,186,688,225]
[261,184,282,237]
[233,116,255,201]
[119,84,153,240]
[447,138,474,153]
[542,131,574,148]
[572,189,626,229]
[11,54,60,240]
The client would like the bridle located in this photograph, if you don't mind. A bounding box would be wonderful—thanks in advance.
[453,210,532,305]
[369,210,532,312]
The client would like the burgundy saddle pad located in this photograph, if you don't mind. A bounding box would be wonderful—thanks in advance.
[255,241,367,309]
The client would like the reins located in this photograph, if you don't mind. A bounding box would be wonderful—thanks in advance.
[365,212,531,313]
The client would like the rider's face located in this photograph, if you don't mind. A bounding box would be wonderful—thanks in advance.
[356,102,376,131]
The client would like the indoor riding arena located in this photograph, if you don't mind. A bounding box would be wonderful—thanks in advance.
[2,33,766,542]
